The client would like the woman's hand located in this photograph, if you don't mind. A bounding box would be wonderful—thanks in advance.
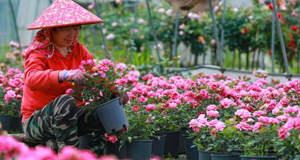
[115,91,129,105]
[59,69,93,86]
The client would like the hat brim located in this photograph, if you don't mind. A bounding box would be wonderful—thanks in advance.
[27,20,104,30]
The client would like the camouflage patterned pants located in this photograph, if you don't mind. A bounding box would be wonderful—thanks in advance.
[22,94,106,155]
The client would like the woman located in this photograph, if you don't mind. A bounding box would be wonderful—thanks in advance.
[20,0,128,155]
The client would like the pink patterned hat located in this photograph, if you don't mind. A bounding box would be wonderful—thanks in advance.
[27,0,103,30]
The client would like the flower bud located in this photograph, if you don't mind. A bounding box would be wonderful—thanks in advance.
[128,137,132,143]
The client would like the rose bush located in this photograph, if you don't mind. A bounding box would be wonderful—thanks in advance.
[68,59,128,111]
[0,68,23,117]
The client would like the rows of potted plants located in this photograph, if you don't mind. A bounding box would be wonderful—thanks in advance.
[0,68,23,132]
[1,59,300,160]
[91,60,300,159]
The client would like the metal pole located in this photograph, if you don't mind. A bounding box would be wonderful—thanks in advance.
[209,0,224,73]
[8,0,22,52]
[16,0,20,14]
[271,0,291,80]
[145,0,163,73]
[92,25,96,55]
[271,8,275,73]
[130,0,139,64]
[220,0,227,53]
[32,0,40,40]
[93,0,109,59]
[172,10,180,67]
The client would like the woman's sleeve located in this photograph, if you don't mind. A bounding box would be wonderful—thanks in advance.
[24,52,60,91]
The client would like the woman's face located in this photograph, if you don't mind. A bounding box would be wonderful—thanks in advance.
[52,25,81,48]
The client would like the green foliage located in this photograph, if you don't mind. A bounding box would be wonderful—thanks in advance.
[123,97,156,140]
[237,124,279,156]
[0,67,23,117]
[276,129,300,159]
[151,103,181,133]
[124,105,156,140]
[71,59,124,111]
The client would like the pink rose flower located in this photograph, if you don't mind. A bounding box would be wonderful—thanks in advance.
[0,136,29,159]
[145,104,156,112]
[235,109,251,119]
[107,135,118,143]
[87,59,94,65]
[7,90,16,98]
[276,115,288,122]
[253,122,262,131]
[278,126,290,140]
[207,110,219,118]
[98,155,119,160]
[18,146,57,160]
[208,119,218,128]
[215,121,225,131]
[132,105,139,112]
[88,2,95,10]
[236,122,251,131]
[295,118,300,130]
[189,119,199,129]
[168,102,178,109]
[258,116,270,125]
[200,89,209,99]
[285,106,299,115]
[253,110,267,117]
[65,88,74,95]
[139,96,147,102]
[59,146,81,160]
[171,92,180,99]
[220,98,234,108]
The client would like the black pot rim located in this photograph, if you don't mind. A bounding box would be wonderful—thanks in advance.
[240,155,278,158]
[182,133,195,137]
[198,150,221,154]
[95,97,121,109]
[0,114,11,117]
[151,134,166,138]
[130,139,153,142]
[211,154,240,157]
[164,130,180,134]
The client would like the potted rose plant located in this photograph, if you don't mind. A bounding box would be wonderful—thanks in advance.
[233,107,279,160]
[201,102,242,160]
[0,69,23,131]
[209,119,241,160]
[274,104,300,159]
[275,80,300,159]
[70,59,129,134]
[120,87,157,160]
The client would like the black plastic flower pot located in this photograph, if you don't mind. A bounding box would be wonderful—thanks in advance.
[211,154,241,160]
[127,140,153,160]
[9,116,23,132]
[79,134,93,149]
[178,127,188,154]
[182,134,198,160]
[106,140,127,159]
[94,97,128,134]
[0,115,11,131]
[164,130,180,158]
[240,156,278,160]
[151,134,166,157]
[198,150,220,160]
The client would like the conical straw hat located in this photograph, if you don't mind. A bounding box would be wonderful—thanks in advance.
[27,0,103,30]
